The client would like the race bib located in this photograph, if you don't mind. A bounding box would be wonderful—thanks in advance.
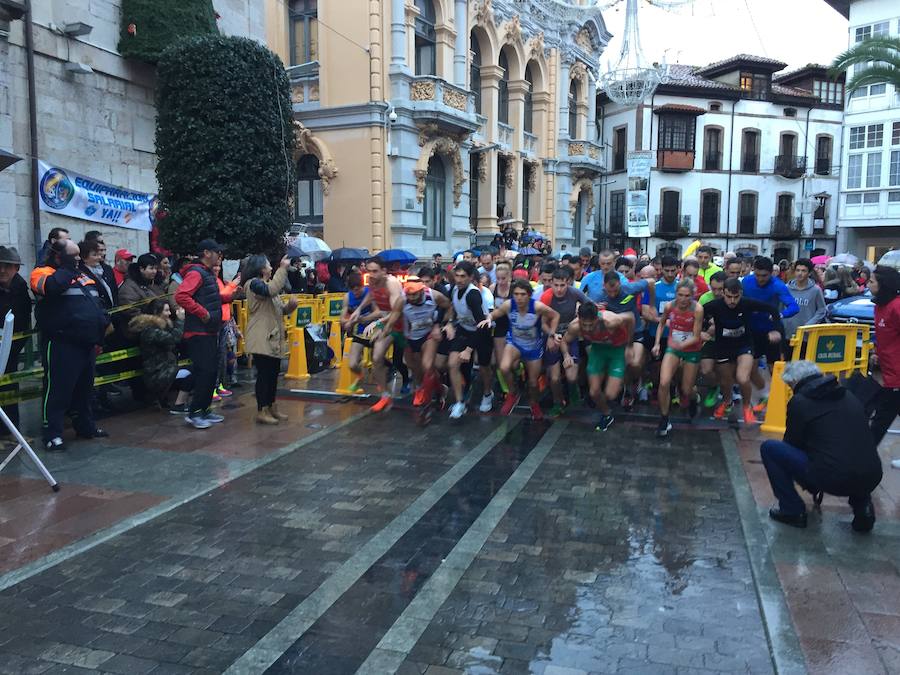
[512,326,534,341]
[722,326,745,338]
[411,318,433,331]
[671,329,691,344]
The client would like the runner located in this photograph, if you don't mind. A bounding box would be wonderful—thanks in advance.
[652,279,704,437]
[480,279,559,420]
[561,302,634,431]
[490,260,514,376]
[703,277,784,424]
[444,261,494,419]
[680,259,709,299]
[401,277,450,406]
[339,270,381,392]
[540,267,590,416]
[698,271,727,410]
[352,256,405,412]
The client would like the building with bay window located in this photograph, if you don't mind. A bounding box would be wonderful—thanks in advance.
[264,0,609,256]
[597,55,845,261]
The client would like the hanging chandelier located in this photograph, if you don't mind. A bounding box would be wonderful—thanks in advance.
[598,0,662,105]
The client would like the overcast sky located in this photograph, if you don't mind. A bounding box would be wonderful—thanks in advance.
[598,0,849,72]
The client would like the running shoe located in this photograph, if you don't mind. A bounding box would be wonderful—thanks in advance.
[752,397,768,415]
[656,417,672,438]
[548,403,566,418]
[216,385,233,398]
[413,387,427,406]
[529,403,543,420]
[211,392,222,403]
[671,394,681,408]
[743,407,757,425]
[204,411,225,424]
[594,414,614,431]
[732,385,742,402]
[500,392,520,416]
[713,402,732,420]
[449,401,466,419]
[479,392,494,413]
[347,376,363,393]
[371,394,393,413]
[185,415,212,430]
[621,391,635,411]
[169,403,189,415]
[703,386,721,408]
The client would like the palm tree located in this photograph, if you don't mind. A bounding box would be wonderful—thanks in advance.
[829,36,900,94]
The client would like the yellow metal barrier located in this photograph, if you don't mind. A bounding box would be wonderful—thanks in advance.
[762,323,873,435]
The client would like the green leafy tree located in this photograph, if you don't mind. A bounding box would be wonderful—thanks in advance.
[118,0,218,63]
[829,37,900,94]
[155,36,295,257]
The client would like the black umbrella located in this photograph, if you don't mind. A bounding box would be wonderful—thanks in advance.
[0,149,22,173]
[330,247,370,262]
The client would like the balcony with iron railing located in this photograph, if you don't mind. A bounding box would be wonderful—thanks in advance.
[770,215,803,238]
[740,154,759,173]
[815,157,832,176]
[407,76,480,134]
[775,154,807,179]
[288,61,320,107]
[653,215,691,239]
[703,151,723,171]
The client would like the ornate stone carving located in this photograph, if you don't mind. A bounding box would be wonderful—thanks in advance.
[291,87,304,104]
[411,80,436,101]
[318,158,338,195]
[309,84,320,102]
[570,61,588,86]
[503,14,523,46]
[473,0,494,29]
[568,142,585,157]
[443,87,467,111]
[527,32,545,60]
[524,159,539,193]
[575,28,593,52]
[418,123,441,146]
[415,136,466,207]
[499,151,515,189]
[472,149,487,183]
[569,178,595,223]
[292,121,339,195]
[588,144,599,159]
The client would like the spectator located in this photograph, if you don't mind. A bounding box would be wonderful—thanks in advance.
[78,240,116,310]
[157,255,173,287]
[81,232,117,296]
[113,248,135,287]
[783,259,826,354]
[432,253,443,269]
[0,246,32,434]
[166,255,193,314]
[326,262,348,293]
[869,265,900,470]
[212,261,241,398]
[175,239,225,430]
[857,267,871,292]
[30,240,110,451]
[36,227,69,266]
[579,247,593,274]
[825,266,860,303]
[761,360,882,531]
[128,299,191,412]
[243,255,298,425]
[117,253,163,341]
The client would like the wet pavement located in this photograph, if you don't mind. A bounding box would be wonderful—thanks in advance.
[0,370,898,673]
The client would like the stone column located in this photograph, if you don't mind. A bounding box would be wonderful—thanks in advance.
[453,0,467,87]
[587,77,597,141]
[558,60,571,139]
[390,0,407,70]
[475,149,500,241]
[507,80,528,152]
[479,64,503,143]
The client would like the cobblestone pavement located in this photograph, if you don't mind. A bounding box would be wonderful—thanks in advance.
[1,378,898,674]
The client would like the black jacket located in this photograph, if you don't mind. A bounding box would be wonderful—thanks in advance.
[784,374,883,496]
[31,264,110,347]
[0,274,32,335]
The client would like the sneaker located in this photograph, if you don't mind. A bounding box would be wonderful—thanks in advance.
[732,385,742,402]
[595,414,614,431]
[656,417,672,438]
[529,403,543,420]
[500,392,520,416]
[768,506,807,528]
[44,437,65,452]
[752,397,768,415]
[216,386,233,398]
[743,407,757,425]
[203,411,225,424]
[347,376,363,393]
[703,386,720,408]
[185,415,212,430]
[713,402,732,420]
[622,391,635,411]
[449,401,466,419]
[671,394,681,408]
[851,499,876,533]
[413,387,427,407]
[211,393,222,403]
[371,394,393,413]
[479,392,494,413]
[548,403,566,418]
[169,403,189,415]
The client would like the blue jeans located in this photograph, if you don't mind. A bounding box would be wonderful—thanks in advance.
[760,440,812,515]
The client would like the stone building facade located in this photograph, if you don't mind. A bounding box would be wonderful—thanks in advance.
[267,0,609,257]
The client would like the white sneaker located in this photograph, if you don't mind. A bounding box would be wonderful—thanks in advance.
[732,385,743,402]
[479,392,494,413]
[449,402,466,419]
[891,459,900,470]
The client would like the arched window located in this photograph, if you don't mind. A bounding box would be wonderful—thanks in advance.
[498,51,510,124]
[815,135,833,175]
[296,154,323,223]
[703,127,723,170]
[414,0,436,77]
[568,80,579,138]
[700,189,720,234]
[738,191,757,234]
[423,155,446,240]
[524,64,534,134]
[470,34,482,115]
[741,129,760,173]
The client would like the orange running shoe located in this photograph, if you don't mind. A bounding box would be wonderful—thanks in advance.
[752,397,768,415]
[713,402,732,420]
[529,403,543,420]
[371,394,393,413]
[743,406,757,424]
[412,387,427,406]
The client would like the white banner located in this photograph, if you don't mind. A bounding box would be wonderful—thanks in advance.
[37,161,158,232]
[626,151,651,239]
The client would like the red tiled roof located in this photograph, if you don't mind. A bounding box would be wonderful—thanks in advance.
[695,54,788,77]
[653,103,707,115]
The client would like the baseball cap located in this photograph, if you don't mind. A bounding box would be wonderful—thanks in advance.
[403,278,426,294]
[196,239,222,254]
[115,248,135,261]
[512,269,530,281]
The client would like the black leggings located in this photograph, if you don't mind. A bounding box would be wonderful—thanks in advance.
[253,354,281,410]
[871,387,900,447]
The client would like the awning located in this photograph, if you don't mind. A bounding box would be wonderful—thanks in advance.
[653,104,707,116]
[0,149,22,173]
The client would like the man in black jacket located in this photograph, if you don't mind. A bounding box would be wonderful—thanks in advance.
[761,360,883,531]
[0,246,32,433]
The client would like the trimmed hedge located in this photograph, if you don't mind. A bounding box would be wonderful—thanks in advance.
[155,36,296,257]
[118,0,218,63]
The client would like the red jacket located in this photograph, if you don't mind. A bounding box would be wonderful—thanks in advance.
[875,296,900,388]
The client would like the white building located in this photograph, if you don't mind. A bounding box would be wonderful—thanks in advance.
[824,0,900,261]
[0,0,265,269]
[596,54,845,262]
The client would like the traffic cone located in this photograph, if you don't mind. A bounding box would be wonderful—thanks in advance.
[761,360,792,435]
[335,337,358,395]
[285,327,310,380]
[327,320,343,368]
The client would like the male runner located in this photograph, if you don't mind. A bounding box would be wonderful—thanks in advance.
[561,302,634,431]
[540,267,590,416]
[696,245,722,284]
[401,277,451,406]
[340,270,383,391]
[698,271,726,409]
[681,259,709,298]
[643,256,679,399]
[703,278,784,424]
